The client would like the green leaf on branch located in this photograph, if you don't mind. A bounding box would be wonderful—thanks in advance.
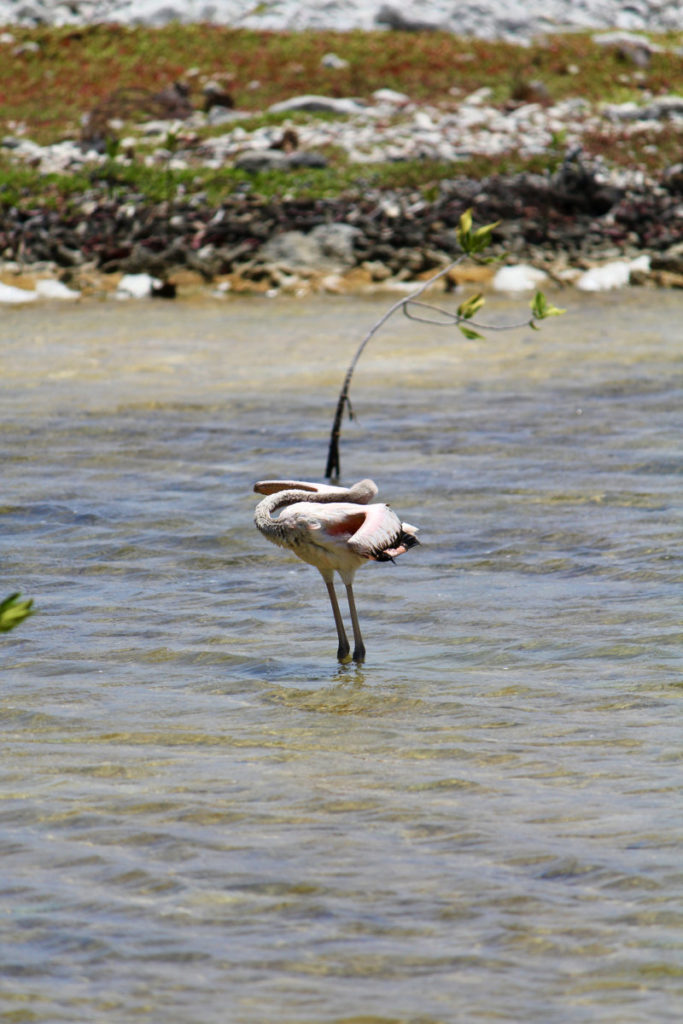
[458,207,473,238]
[457,208,501,257]
[531,291,565,320]
[459,325,485,341]
[472,221,501,247]
[324,219,570,480]
[457,292,485,320]
[0,592,34,633]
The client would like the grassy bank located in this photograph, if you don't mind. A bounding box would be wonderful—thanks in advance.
[0,24,681,207]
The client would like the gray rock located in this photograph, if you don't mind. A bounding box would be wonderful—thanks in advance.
[260,231,323,268]
[260,223,359,270]
[287,151,328,169]
[593,31,663,55]
[309,223,359,265]
[663,163,683,193]
[12,39,40,53]
[321,52,348,69]
[207,106,242,126]
[652,96,683,119]
[268,95,367,116]
[606,95,683,122]
[362,259,393,281]
[234,149,291,172]
[233,148,328,172]
[650,242,683,274]
[373,88,410,106]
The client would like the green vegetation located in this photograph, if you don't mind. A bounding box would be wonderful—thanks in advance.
[0,149,585,210]
[3,24,681,133]
[0,25,680,207]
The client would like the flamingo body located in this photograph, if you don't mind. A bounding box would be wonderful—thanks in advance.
[253,478,418,662]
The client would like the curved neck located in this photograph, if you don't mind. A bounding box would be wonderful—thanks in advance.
[254,479,377,542]
[254,487,346,542]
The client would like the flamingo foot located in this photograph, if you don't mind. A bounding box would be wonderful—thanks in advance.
[337,642,352,663]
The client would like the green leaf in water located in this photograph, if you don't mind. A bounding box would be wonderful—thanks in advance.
[0,592,34,633]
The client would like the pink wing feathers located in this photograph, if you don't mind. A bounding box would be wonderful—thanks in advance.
[347,503,419,561]
[254,478,417,564]
[283,500,417,561]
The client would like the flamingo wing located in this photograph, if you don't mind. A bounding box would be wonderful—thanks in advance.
[253,478,378,504]
[275,501,371,578]
[347,504,419,561]
[253,479,345,496]
[280,502,366,539]
[284,501,417,562]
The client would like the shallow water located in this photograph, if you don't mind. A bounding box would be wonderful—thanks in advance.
[2,289,682,1023]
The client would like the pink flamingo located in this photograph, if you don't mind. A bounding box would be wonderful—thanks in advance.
[253,478,419,662]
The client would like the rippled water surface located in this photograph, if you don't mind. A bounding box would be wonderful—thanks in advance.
[2,289,682,1023]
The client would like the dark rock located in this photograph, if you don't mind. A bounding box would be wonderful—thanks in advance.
[51,242,83,267]
[375,4,441,31]
[152,81,193,118]
[203,83,235,112]
[509,79,552,105]
[615,41,651,67]
[234,150,290,172]
[650,243,683,274]
[288,152,328,169]
[663,164,683,194]
[551,150,623,215]
[234,148,328,172]
[2,166,681,286]
[150,280,176,298]
[271,128,299,152]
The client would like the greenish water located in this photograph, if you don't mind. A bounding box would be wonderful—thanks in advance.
[2,290,681,1023]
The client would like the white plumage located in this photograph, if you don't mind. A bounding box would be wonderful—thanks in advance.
[253,478,419,662]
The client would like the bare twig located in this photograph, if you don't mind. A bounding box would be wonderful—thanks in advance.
[403,298,534,331]
[324,258,463,480]
[323,210,564,480]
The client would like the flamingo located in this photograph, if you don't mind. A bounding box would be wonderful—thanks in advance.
[253,478,419,662]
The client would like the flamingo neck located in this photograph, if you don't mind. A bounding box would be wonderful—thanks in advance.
[253,479,377,544]
[254,487,339,544]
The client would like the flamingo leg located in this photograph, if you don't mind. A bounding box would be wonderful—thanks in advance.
[324,577,351,662]
[345,584,366,663]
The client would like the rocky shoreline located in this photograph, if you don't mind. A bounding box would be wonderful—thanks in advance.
[1,23,682,301]
[2,156,683,300]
